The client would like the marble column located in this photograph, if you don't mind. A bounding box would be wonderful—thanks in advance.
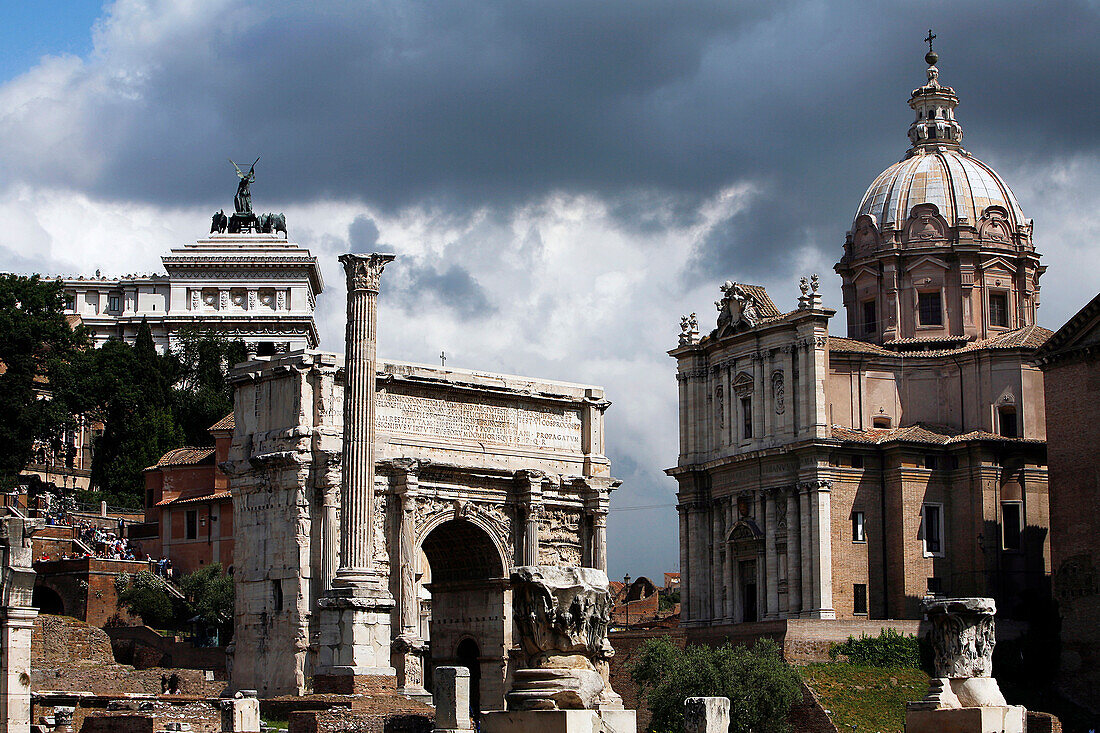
[315,252,397,691]
[319,455,340,592]
[723,500,733,620]
[391,458,430,699]
[807,480,835,619]
[786,489,802,618]
[678,504,690,622]
[764,491,779,620]
[799,484,814,618]
[517,470,545,565]
[0,516,38,733]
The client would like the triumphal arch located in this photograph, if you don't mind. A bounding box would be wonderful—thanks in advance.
[224,258,618,708]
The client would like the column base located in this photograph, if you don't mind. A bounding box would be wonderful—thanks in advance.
[314,585,396,683]
[905,705,1024,733]
[482,709,636,733]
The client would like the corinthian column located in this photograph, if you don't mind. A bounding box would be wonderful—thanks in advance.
[314,252,397,693]
[334,252,395,583]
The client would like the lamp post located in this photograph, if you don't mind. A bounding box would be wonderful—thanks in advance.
[623,574,631,629]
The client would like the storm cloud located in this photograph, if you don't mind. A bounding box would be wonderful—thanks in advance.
[2,0,1100,577]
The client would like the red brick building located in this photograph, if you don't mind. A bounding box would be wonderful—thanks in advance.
[1035,291,1100,714]
[142,414,234,574]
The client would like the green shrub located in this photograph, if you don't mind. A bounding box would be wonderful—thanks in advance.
[114,570,179,628]
[828,628,921,668]
[630,636,802,733]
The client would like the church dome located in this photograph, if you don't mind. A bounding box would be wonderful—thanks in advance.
[855,148,1026,230]
[851,48,1026,235]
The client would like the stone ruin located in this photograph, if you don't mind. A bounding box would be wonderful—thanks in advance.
[480,565,636,733]
[905,597,1025,733]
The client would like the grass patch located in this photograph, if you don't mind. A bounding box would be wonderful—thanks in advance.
[800,663,930,733]
[260,717,288,731]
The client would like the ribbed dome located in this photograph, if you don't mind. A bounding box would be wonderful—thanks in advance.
[855,148,1026,230]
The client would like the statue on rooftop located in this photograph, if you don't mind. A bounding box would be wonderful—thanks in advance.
[230,157,259,215]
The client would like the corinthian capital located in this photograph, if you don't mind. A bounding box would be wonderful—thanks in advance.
[340,252,396,293]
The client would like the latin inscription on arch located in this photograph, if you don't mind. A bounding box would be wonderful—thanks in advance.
[376,391,583,452]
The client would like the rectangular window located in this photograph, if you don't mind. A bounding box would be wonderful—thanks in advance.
[185,510,198,540]
[922,504,944,556]
[918,291,943,326]
[1002,501,1022,551]
[927,576,943,595]
[924,454,938,471]
[64,293,76,311]
[851,455,864,469]
[999,407,1018,438]
[145,489,154,508]
[854,583,868,615]
[741,396,753,439]
[108,294,120,313]
[863,300,877,334]
[989,292,1008,328]
[852,511,866,543]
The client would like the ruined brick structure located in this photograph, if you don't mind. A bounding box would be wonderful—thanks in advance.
[225,352,619,707]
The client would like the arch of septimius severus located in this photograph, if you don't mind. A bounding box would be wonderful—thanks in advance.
[225,253,619,710]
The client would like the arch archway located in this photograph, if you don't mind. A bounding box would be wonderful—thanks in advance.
[32,585,65,616]
[419,519,509,714]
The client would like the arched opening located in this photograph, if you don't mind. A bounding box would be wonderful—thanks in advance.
[32,585,65,616]
[456,638,481,726]
[420,519,508,714]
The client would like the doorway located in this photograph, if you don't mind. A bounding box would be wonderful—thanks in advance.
[456,638,481,724]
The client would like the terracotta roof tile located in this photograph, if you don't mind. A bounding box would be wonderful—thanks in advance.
[830,423,1043,446]
[157,489,231,507]
[830,326,1053,359]
[208,412,235,432]
[147,447,215,471]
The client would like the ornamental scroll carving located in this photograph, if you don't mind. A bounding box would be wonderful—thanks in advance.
[771,371,785,415]
[924,598,996,678]
[372,494,390,571]
[340,252,396,293]
[413,496,514,560]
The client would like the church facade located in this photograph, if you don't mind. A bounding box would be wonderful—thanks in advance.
[669,53,1052,629]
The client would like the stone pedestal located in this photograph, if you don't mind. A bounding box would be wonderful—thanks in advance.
[219,693,260,732]
[433,666,473,733]
[684,697,730,733]
[314,585,397,691]
[905,598,1024,733]
[392,633,430,701]
[0,516,38,733]
[481,709,636,733]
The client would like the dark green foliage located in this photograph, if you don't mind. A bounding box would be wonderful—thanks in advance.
[178,562,234,640]
[828,628,921,669]
[0,275,87,489]
[115,570,179,628]
[83,323,183,508]
[658,590,680,612]
[167,327,247,446]
[630,636,802,733]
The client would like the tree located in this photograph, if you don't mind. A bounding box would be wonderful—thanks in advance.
[115,570,179,629]
[0,275,86,489]
[178,562,234,641]
[84,322,183,507]
[630,636,802,733]
[167,327,247,445]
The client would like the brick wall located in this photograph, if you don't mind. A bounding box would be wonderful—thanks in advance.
[79,715,154,733]
[1044,356,1100,712]
[275,693,434,733]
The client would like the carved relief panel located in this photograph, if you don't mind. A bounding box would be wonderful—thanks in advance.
[538,506,583,567]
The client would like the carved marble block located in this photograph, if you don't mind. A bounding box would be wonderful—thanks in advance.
[506,566,613,711]
[906,598,1024,733]
[684,697,730,733]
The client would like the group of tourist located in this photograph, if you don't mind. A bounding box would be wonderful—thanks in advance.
[76,521,142,560]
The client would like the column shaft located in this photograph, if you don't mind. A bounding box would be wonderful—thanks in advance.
[786,490,802,617]
[764,492,779,619]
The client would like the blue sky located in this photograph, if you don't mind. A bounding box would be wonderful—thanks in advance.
[0,1,103,82]
[2,0,1099,581]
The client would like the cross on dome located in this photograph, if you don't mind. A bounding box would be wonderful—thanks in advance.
[907,37,962,151]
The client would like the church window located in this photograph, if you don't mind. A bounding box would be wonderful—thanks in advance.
[852,511,866,542]
[851,454,864,469]
[989,292,1008,328]
[928,127,937,139]
[862,300,877,334]
[998,406,1018,438]
[108,294,120,313]
[1001,501,1022,551]
[185,510,198,540]
[924,454,938,470]
[921,504,944,557]
[741,397,753,439]
[872,416,891,429]
[854,583,868,615]
[927,576,943,595]
[256,342,276,357]
[918,291,942,326]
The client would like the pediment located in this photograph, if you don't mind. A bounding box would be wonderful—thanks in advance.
[906,255,951,272]
[852,215,880,254]
[732,371,754,394]
[978,206,1012,243]
[727,520,764,543]
[903,204,949,244]
[979,256,1018,275]
[853,266,878,286]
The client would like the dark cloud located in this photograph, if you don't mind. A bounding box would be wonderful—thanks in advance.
[5,0,1095,297]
